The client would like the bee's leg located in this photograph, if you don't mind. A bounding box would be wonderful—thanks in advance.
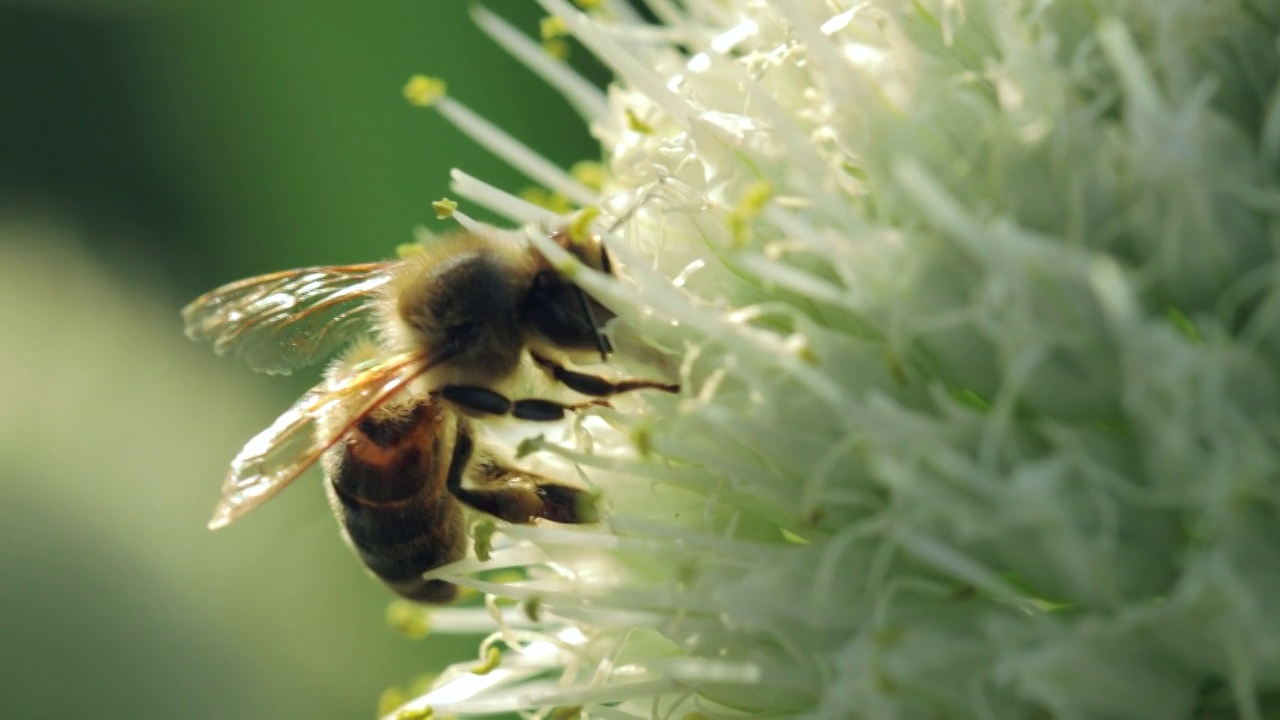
[531,353,679,397]
[441,385,608,422]
[446,418,597,524]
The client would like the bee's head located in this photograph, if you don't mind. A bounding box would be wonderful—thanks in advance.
[523,230,617,361]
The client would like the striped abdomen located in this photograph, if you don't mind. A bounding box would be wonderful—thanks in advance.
[323,399,466,603]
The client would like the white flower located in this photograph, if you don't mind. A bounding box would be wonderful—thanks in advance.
[389,1,1280,719]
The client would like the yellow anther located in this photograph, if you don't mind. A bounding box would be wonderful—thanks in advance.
[396,707,434,720]
[488,569,526,585]
[385,600,431,640]
[471,646,502,675]
[570,160,607,190]
[630,425,653,456]
[519,187,552,208]
[727,214,749,248]
[625,108,653,134]
[395,242,425,259]
[543,39,571,60]
[378,688,408,718]
[727,181,775,248]
[515,434,545,459]
[540,15,569,40]
[522,595,544,622]
[472,519,497,562]
[403,75,447,107]
[518,187,573,214]
[739,180,774,214]
[568,207,600,244]
[549,194,574,214]
[432,198,458,219]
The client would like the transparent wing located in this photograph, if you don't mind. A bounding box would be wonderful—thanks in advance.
[182,263,394,374]
[208,351,429,530]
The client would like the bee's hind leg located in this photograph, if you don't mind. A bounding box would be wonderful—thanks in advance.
[446,417,597,524]
[531,353,679,396]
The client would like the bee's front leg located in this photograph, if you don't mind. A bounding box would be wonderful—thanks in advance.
[530,353,679,396]
[440,385,608,422]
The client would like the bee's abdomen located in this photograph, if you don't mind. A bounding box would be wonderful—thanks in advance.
[324,401,466,603]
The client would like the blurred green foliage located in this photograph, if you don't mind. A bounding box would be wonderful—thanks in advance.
[0,2,602,718]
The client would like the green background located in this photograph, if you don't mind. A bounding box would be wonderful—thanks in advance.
[1,2,603,718]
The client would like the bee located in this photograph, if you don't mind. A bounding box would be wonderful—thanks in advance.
[183,227,677,602]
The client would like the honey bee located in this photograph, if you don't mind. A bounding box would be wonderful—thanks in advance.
[183,227,677,602]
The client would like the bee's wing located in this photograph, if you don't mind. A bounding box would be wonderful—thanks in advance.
[208,351,429,530]
[182,263,394,375]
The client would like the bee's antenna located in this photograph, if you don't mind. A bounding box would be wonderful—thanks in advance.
[598,243,614,275]
[575,287,613,362]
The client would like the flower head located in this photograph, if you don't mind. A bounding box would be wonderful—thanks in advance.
[390,2,1280,719]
